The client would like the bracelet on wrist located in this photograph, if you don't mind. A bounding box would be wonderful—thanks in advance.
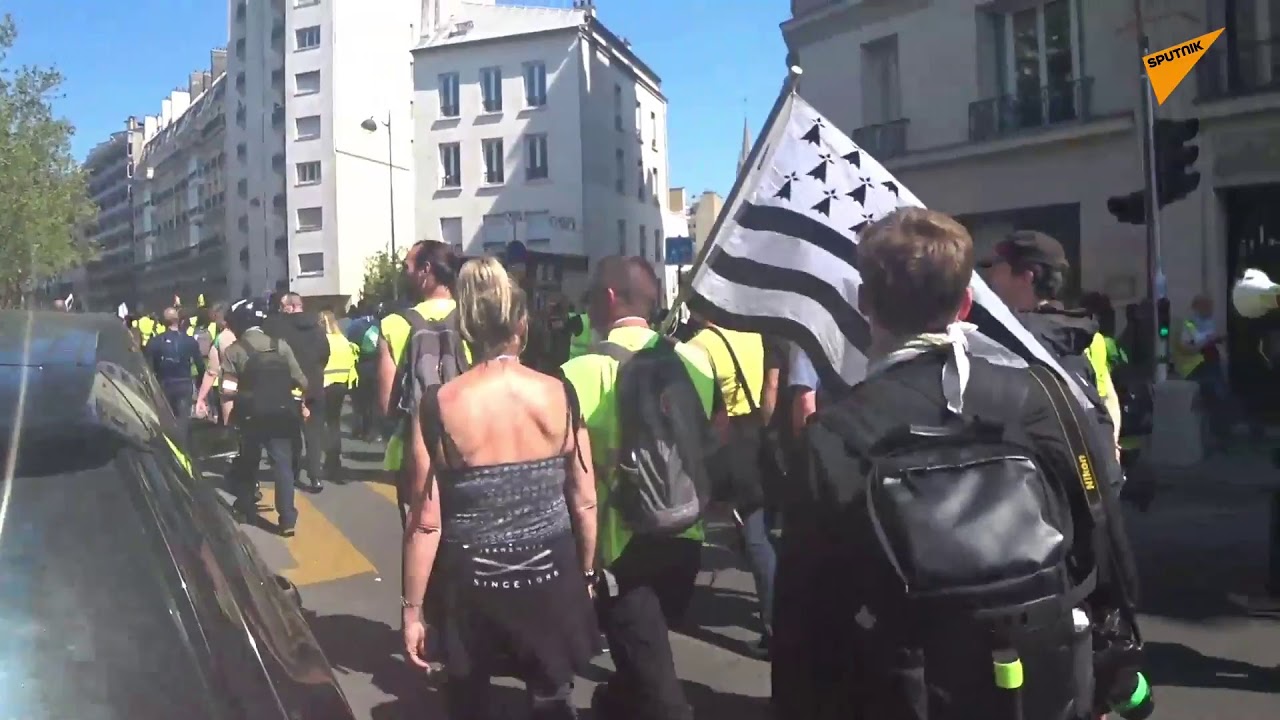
[401,596,422,610]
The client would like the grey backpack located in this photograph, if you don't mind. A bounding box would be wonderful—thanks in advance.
[391,308,471,422]
[595,337,714,536]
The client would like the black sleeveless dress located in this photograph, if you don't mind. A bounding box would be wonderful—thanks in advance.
[420,382,599,685]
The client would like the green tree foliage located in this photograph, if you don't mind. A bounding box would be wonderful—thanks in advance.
[0,14,96,308]
[359,248,403,307]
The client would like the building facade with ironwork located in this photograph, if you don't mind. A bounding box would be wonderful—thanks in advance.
[82,119,147,311]
[411,0,671,311]
[131,56,230,312]
[784,0,1280,392]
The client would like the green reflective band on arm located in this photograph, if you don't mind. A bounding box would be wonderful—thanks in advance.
[1117,672,1150,712]
[993,657,1024,690]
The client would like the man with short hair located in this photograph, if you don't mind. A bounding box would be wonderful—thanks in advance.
[562,256,723,720]
[223,299,310,536]
[144,307,205,442]
[775,208,1136,718]
[979,230,1121,449]
[263,292,330,491]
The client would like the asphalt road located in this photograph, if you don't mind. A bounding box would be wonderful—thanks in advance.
[222,433,1280,719]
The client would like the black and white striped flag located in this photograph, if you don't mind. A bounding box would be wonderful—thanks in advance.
[687,91,1084,400]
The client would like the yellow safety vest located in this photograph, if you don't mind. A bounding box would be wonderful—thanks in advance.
[568,313,592,359]
[1172,319,1206,378]
[323,334,358,388]
[135,316,158,345]
[185,318,215,337]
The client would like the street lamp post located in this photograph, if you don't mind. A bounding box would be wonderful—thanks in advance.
[361,112,397,270]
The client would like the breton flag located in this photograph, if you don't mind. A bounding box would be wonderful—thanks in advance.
[685,85,1086,403]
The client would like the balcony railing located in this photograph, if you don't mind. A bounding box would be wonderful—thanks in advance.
[968,77,1093,143]
[1197,37,1280,101]
[852,118,909,160]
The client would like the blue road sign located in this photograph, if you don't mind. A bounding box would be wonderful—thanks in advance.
[665,236,694,265]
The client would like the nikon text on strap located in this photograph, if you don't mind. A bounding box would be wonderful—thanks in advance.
[1026,364,1142,626]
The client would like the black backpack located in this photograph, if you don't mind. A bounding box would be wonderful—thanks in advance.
[594,337,714,536]
[390,308,471,423]
[238,340,298,422]
[817,362,1101,720]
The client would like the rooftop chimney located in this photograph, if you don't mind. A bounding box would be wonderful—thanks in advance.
[210,48,228,78]
[189,71,207,97]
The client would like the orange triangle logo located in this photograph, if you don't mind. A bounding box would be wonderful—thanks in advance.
[1143,28,1224,105]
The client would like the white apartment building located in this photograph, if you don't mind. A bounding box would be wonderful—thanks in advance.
[225,0,418,306]
[412,0,670,307]
[131,56,230,310]
[784,0,1280,394]
[82,119,147,311]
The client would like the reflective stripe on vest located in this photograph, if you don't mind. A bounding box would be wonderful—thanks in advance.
[568,313,592,359]
[324,335,358,388]
[1172,320,1205,378]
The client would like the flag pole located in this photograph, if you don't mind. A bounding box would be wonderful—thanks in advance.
[660,57,804,335]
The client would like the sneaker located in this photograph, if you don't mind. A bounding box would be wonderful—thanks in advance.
[279,525,296,538]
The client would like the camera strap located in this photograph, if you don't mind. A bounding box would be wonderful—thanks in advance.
[1028,365,1143,640]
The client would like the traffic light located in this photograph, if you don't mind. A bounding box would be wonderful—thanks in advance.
[1107,190,1146,225]
[1154,117,1200,207]
[1105,117,1201,225]
[1157,297,1171,340]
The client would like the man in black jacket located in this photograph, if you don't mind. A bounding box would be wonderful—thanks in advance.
[772,208,1139,719]
[978,230,1122,456]
[263,292,330,492]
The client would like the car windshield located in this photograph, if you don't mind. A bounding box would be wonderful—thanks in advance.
[0,435,210,719]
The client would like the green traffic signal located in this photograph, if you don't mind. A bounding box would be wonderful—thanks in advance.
[1159,326,1169,337]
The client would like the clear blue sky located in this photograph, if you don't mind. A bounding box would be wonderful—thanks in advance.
[4,0,789,197]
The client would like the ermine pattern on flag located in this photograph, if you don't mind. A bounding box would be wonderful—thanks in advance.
[688,94,1079,396]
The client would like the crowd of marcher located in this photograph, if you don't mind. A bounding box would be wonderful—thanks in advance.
[115,207,1158,719]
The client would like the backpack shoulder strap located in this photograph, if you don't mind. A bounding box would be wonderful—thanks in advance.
[818,358,1033,458]
[419,383,463,468]
[399,307,431,335]
[703,326,759,414]
[592,340,634,364]
[555,371,588,472]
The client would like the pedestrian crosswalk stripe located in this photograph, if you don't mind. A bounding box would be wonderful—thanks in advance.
[258,486,378,587]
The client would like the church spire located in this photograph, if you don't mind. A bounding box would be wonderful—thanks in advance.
[738,111,751,173]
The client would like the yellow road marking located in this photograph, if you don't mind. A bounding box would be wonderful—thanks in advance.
[258,486,378,586]
[363,480,399,506]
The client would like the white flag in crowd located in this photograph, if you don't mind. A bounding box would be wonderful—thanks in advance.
[688,92,1082,398]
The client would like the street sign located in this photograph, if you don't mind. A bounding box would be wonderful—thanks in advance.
[665,236,694,265]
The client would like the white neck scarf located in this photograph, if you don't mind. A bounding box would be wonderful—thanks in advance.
[865,322,976,415]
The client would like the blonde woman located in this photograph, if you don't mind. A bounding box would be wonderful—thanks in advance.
[319,310,358,480]
[401,257,598,719]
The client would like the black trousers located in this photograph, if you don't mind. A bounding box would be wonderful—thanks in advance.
[322,384,347,477]
[593,536,702,720]
[292,393,325,483]
[231,419,299,528]
[353,359,378,436]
